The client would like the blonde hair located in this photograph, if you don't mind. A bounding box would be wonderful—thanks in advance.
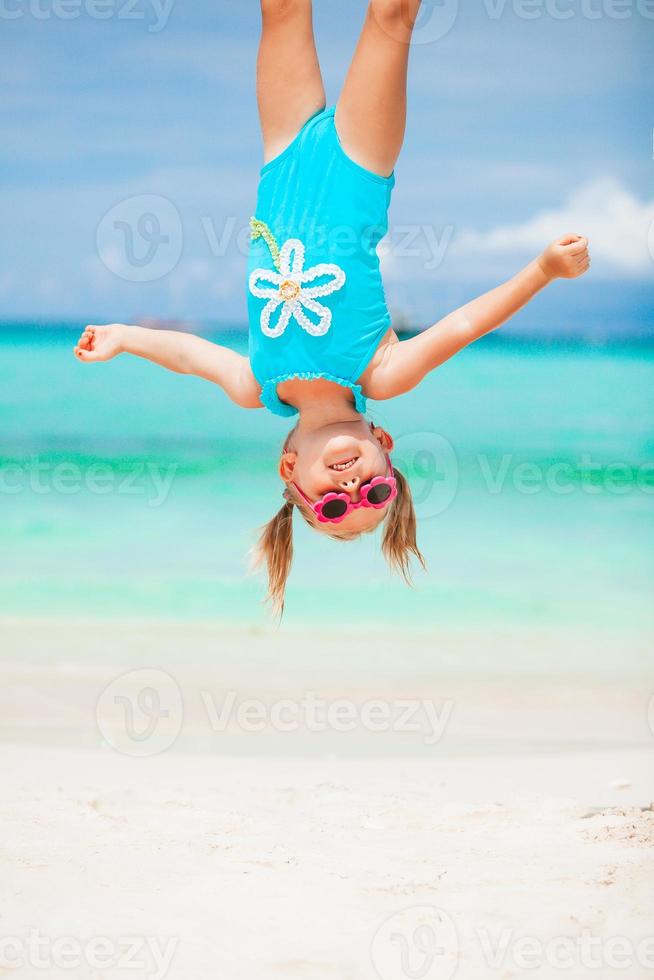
[252,450,426,615]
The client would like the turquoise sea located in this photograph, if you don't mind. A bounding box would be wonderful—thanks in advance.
[1,324,653,651]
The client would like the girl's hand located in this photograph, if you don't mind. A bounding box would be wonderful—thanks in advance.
[74,324,126,362]
[538,235,590,281]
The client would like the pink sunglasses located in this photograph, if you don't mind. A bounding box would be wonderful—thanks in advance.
[292,454,397,524]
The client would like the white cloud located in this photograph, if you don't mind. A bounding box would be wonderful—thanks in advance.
[454,177,654,275]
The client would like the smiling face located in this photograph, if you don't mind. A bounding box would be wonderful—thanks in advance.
[279,418,394,533]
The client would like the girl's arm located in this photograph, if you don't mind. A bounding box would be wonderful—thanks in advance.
[366,235,590,400]
[74,324,263,409]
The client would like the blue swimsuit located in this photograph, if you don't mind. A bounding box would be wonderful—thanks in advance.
[247,106,395,417]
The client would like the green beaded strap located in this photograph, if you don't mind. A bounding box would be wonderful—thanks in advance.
[250,217,281,272]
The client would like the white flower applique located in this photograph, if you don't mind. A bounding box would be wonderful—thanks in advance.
[249,218,346,339]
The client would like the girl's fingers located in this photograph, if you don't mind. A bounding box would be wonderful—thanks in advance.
[558,235,587,252]
[77,327,98,349]
[75,324,98,358]
[566,238,588,255]
[75,347,97,361]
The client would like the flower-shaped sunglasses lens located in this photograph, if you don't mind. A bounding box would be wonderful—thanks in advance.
[320,497,349,520]
[366,482,393,505]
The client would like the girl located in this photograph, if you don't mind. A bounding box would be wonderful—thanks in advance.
[75,0,590,612]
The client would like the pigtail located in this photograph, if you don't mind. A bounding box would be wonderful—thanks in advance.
[381,467,426,583]
[252,496,295,616]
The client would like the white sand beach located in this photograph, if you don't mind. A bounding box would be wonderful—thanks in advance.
[2,747,653,980]
[1,619,653,979]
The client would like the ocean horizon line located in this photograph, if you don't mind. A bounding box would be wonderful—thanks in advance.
[2,318,653,351]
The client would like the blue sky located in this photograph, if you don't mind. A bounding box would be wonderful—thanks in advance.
[1,0,652,335]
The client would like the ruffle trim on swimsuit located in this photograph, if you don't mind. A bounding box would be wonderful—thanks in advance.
[260,372,367,419]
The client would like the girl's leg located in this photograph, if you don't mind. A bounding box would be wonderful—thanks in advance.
[335,0,422,177]
[257,0,326,164]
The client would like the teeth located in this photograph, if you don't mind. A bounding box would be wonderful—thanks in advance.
[330,457,358,472]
